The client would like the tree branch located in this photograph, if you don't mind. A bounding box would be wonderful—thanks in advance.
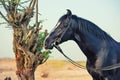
[0,11,9,23]
[29,0,34,8]
[31,0,36,10]
[20,0,30,4]
[0,11,19,27]
[36,0,38,24]
[0,0,8,13]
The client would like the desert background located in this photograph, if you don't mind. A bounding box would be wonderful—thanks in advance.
[0,58,92,80]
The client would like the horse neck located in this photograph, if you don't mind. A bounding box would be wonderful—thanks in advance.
[73,33,97,62]
[72,21,106,62]
[74,28,119,65]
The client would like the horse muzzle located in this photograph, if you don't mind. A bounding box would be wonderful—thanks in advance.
[44,38,54,49]
[44,38,60,50]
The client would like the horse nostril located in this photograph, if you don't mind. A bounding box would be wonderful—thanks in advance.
[44,46,47,49]
[44,42,48,49]
[44,45,48,49]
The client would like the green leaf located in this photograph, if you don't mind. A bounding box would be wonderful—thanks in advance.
[42,50,51,58]
[37,31,47,51]
[36,30,51,58]
[13,0,20,4]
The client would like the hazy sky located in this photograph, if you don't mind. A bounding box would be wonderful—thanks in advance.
[0,0,120,61]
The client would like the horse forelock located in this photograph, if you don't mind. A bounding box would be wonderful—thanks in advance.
[59,14,67,21]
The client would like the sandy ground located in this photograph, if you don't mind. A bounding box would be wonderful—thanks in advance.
[0,59,92,80]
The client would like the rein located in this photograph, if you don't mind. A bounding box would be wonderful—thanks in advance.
[53,44,86,69]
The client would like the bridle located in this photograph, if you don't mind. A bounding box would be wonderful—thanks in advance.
[53,18,86,69]
[55,19,72,44]
[53,18,120,71]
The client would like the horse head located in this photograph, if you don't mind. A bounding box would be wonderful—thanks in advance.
[45,9,75,49]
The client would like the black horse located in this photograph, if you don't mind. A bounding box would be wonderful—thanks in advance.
[45,9,120,80]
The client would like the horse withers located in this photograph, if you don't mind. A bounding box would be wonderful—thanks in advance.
[44,9,120,80]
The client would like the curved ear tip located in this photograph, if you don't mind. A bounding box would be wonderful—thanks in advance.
[66,9,71,13]
[66,9,72,16]
[66,9,70,11]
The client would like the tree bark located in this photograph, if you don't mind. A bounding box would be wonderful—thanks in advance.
[13,27,47,80]
[13,29,35,80]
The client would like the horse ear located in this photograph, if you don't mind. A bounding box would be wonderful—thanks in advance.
[66,9,72,18]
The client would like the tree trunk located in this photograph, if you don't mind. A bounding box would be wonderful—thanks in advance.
[13,30,35,80]
[13,28,46,80]
[12,25,49,80]
[16,67,35,80]
[14,48,35,80]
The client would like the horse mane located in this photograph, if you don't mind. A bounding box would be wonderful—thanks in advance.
[59,14,116,44]
[71,15,116,42]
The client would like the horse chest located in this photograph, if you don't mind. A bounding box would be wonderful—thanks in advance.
[86,63,101,78]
